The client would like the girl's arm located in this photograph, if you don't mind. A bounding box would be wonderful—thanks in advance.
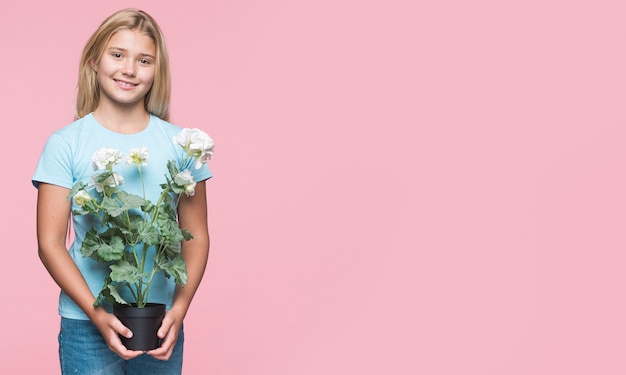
[148,180,210,360]
[36,182,144,359]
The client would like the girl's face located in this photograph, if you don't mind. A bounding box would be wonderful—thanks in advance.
[93,29,156,111]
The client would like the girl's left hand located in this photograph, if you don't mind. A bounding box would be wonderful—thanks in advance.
[146,307,184,360]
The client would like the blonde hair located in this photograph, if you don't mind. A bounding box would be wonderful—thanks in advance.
[75,8,171,121]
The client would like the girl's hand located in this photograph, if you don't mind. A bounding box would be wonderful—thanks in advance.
[91,307,145,360]
[146,307,184,360]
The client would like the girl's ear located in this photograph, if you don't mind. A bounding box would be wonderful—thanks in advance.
[90,59,98,72]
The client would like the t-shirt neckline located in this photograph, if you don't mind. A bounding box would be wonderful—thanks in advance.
[89,112,154,136]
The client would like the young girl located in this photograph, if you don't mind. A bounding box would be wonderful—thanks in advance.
[33,9,212,374]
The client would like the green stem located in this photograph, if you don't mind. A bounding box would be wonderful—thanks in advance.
[126,283,138,303]
[136,242,150,307]
[138,166,146,200]
[148,183,172,226]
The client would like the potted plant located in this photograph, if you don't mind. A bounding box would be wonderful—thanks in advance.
[68,128,215,350]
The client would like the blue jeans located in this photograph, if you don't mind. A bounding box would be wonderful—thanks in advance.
[58,317,184,375]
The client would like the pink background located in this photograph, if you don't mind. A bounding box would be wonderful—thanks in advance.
[2,0,626,373]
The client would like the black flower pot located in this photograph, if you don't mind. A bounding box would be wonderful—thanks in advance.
[113,303,166,351]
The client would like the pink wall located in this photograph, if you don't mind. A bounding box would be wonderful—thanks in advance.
[2,0,626,373]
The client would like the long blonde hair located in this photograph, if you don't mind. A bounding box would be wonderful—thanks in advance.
[75,8,171,121]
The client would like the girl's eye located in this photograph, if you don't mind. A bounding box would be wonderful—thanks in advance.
[139,59,152,65]
[112,52,122,58]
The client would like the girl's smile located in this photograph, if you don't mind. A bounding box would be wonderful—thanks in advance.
[114,79,139,89]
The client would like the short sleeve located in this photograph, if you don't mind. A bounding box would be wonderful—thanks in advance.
[32,133,74,189]
[185,158,213,183]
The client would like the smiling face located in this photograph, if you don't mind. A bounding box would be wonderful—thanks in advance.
[92,29,156,112]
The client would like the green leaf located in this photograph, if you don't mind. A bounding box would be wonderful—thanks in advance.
[107,214,128,231]
[142,200,155,215]
[82,199,100,213]
[155,253,188,286]
[181,229,193,241]
[170,182,184,195]
[159,219,183,243]
[95,281,129,306]
[75,206,98,217]
[102,196,123,217]
[110,261,142,284]
[161,241,181,258]
[96,236,125,262]
[93,171,113,184]
[167,160,179,177]
[101,191,145,217]
[122,251,138,265]
[81,228,127,263]
[81,229,102,260]
[137,221,160,246]
[117,191,145,210]
[106,284,129,305]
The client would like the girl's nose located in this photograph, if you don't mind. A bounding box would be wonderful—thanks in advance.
[122,62,136,77]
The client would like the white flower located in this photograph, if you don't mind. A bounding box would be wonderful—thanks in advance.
[90,172,125,193]
[173,128,215,169]
[174,169,197,196]
[125,147,149,167]
[73,190,93,207]
[92,148,123,171]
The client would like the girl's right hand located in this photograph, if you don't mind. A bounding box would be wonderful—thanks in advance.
[90,307,145,360]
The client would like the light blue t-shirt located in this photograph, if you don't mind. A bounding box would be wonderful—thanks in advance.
[32,113,212,320]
